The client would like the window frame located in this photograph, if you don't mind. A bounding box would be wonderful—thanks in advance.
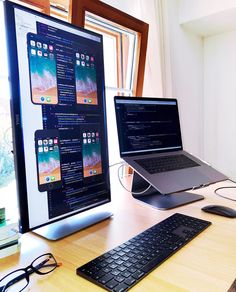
[12,0,50,14]
[69,0,149,96]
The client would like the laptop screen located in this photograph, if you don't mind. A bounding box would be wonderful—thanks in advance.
[114,97,183,157]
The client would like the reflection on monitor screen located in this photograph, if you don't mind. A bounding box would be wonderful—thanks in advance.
[5,1,111,240]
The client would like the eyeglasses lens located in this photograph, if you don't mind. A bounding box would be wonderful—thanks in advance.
[32,254,57,274]
[1,270,28,292]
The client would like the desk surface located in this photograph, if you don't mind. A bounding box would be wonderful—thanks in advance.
[1,174,236,292]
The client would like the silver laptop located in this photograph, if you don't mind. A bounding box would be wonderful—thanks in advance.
[114,97,227,195]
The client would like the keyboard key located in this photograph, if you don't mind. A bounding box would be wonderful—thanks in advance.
[133,270,144,280]
[124,277,136,286]
[114,283,130,292]
[99,274,114,284]
[106,279,119,289]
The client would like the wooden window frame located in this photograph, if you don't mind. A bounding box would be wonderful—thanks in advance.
[86,22,122,90]
[69,0,149,96]
[13,0,50,14]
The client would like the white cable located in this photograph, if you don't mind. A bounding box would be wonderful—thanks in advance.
[117,163,152,195]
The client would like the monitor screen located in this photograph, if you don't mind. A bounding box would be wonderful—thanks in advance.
[114,97,183,157]
[5,1,111,239]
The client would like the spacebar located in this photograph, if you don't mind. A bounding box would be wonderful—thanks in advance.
[141,251,172,273]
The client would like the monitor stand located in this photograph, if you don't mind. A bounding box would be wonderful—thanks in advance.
[131,171,204,210]
[33,206,113,241]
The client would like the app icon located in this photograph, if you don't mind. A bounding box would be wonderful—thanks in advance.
[49,45,54,51]
[86,63,90,67]
[43,53,48,58]
[86,55,89,61]
[81,61,85,66]
[46,96,51,102]
[37,42,42,48]
[54,139,58,144]
[96,132,99,137]
[96,138,99,143]
[84,98,87,103]
[44,146,48,152]
[92,139,95,143]
[37,50,42,57]
[49,53,54,59]
[76,53,80,58]
[81,54,85,59]
[51,176,55,181]
[31,49,36,55]
[83,133,87,138]
[83,139,87,144]
[49,139,53,145]
[87,133,91,138]
[91,56,94,62]
[76,60,80,66]
[38,147,43,153]
[49,146,53,151]
[92,132,95,137]
[89,170,93,175]
[43,43,48,50]
[88,99,92,103]
[43,139,48,145]
[38,140,43,146]
[54,146,59,151]
[93,170,97,174]
[30,40,35,47]
[88,139,91,144]
[40,96,45,102]
[46,176,50,182]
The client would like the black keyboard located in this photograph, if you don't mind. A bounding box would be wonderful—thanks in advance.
[76,213,211,291]
[135,154,199,174]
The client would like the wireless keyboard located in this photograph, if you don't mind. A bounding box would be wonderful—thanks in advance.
[76,213,211,291]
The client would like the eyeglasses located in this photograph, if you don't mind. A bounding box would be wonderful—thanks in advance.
[0,253,61,292]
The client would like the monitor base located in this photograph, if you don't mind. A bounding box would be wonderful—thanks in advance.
[33,208,113,241]
[131,171,204,210]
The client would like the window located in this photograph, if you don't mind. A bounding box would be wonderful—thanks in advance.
[69,0,149,165]
[0,2,17,217]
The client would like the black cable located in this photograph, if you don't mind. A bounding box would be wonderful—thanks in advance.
[214,179,236,202]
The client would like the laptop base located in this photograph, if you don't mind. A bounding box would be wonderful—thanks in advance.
[131,171,204,210]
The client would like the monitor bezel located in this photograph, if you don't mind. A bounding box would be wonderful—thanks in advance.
[4,0,111,234]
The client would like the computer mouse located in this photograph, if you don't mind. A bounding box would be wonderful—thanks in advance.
[201,205,236,218]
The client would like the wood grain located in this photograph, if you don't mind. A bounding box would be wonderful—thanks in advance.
[1,174,236,291]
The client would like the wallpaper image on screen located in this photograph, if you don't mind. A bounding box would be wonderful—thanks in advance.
[35,130,62,191]
[27,33,58,105]
[37,146,61,185]
[82,132,102,177]
[75,53,98,105]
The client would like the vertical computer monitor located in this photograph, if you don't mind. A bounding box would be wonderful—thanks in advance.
[4,1,111,240]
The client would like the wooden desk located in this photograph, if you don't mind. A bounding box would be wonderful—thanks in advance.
[1,174,236,292]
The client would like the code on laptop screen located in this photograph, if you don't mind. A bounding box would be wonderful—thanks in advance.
[114,98,183,156]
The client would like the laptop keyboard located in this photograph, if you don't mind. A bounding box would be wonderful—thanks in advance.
[135,154,199,174]
[76,213,211,291]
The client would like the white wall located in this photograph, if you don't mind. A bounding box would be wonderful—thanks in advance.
[204,32,236,179]
[163,0,204,157]
[177,0,236,178]
[179,0,236,23]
